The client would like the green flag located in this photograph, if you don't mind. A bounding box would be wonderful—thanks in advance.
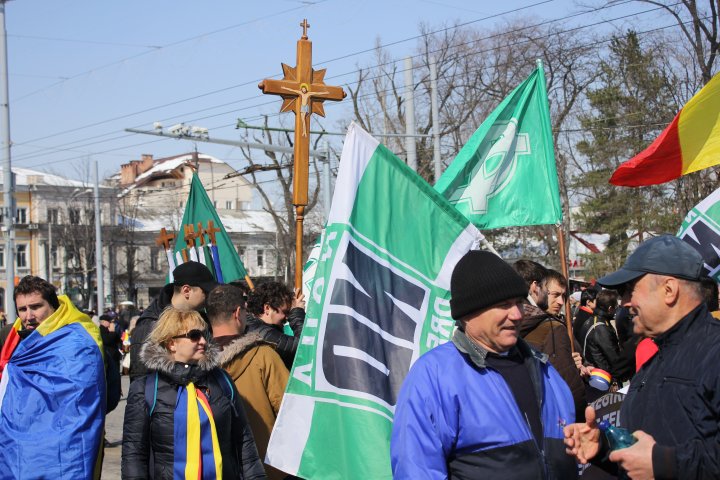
[435,64,562,229]
[677,186,720,281]
[266,123,481,479]
[174,173,248,282]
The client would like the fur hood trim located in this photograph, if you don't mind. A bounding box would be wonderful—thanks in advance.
[218,332,273,366]
[141,337,221,377]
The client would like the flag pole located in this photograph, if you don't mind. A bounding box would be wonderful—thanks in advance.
[556,224,575,352]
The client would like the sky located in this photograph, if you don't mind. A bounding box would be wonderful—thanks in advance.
[5,0,667,183]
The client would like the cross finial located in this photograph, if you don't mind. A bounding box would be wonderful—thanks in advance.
[300,18,310,39]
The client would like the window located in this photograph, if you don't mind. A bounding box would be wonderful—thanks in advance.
[213,201,218,208]
[237,246,245,260]
[257,249,264,268]
[51,247,58,268]
[15,207,27,224]
[85,208,95,225]
[16,245,27,268]
[0,246,4,268]
[225,200,233,210]
[150,247,160,272]
[68,208,80,225]
[47,208,59,224]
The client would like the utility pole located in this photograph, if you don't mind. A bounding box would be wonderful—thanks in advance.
[94,161,104,316]
[429,57,442,182]
[323,141,331,221]
[0,1,14,316]
[404,57,417,171]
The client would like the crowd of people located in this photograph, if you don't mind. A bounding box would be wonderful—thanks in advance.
[0,233,719,479]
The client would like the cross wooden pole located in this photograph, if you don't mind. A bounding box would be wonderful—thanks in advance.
[155,227,175,250]
[259,19,345,289]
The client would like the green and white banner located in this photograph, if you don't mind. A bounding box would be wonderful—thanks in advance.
[266,123,481,479]
[434,64,562,229]
[677,186,720,281]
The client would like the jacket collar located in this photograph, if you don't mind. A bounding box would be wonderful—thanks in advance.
[654,302,708,350]
[141,336,221,385]
[217,332,272,366]
[451,328,547,369]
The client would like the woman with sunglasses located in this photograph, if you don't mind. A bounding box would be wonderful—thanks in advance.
[122,307,266,480]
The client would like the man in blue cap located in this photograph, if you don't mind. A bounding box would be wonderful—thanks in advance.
[564,234,720,479]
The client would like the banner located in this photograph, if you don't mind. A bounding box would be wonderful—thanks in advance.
[611,73,720,186]
[174,173,248,282]
[677,186,720,281]
[265,123,481,479]
[434,64,562,229]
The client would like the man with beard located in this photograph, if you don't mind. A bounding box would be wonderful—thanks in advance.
[0,276,105,478]
[514,262,585,420]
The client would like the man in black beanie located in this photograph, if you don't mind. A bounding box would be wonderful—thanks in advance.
[391,250,577,480]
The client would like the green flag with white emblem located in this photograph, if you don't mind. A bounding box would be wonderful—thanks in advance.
[265,123,482,479]
[435,64,562,229]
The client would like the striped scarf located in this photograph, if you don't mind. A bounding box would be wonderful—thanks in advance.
[174,382,223,479]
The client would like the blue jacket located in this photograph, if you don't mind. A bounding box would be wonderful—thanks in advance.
[391,330,577,479]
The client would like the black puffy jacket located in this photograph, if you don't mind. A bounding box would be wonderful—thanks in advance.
[128,283,173,381]
[121,338,266,480]
[579,311,632,382]
[244,307,305,370]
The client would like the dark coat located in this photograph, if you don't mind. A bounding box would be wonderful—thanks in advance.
[244,307,305,370]
[519,302,586,420]
[121,337,266,480]
[621,303,720,479]
[128,284,173,381]
[578,311,632,382]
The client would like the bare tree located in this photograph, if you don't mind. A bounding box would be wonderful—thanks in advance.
[235,116,325,284]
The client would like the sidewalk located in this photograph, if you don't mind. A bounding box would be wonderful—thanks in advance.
[102,375,129,479]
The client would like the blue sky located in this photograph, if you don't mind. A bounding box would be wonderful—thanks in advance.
[5,0,664,181]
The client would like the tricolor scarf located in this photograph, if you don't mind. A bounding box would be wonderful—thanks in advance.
[174,382,223,480]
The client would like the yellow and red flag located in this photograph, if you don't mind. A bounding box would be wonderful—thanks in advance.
[610,73,720,186]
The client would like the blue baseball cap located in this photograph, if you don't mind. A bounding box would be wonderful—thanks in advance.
[597,235,705,287]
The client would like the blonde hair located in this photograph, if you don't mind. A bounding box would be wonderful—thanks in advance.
[149,307,207,345]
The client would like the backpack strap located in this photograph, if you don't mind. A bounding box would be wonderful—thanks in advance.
[214,369,239,416]
[144,371,159,416]
[582,316,601,359]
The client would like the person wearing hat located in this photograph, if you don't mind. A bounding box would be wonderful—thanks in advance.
[564,235,720,480]
[391,250,577,479]
[128,261,219,382]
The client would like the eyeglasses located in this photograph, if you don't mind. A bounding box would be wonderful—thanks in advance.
[172,329,206,342]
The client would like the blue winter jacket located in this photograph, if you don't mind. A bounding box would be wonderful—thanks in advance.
[391,330,577,479]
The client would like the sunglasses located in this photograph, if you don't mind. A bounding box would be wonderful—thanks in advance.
[172,329,206,342]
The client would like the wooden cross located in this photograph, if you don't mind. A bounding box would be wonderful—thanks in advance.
[205,220,221,245]
[258,18,346,289]
[195,222,207,246]
[155,227,175,250]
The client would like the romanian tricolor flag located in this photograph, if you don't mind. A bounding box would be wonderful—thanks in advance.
[610,73,720,186]
[0,295,106,479]
[174,382,223,479]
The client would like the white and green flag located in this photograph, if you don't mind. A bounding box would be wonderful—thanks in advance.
[677,186,720,281]
[435,64,562,229]
[266,123,481,479]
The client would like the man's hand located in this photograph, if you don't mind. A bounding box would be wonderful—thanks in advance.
[608,431,655,480]
[564,406,601,464]
[292,288,306,310]
[572,352,594,377]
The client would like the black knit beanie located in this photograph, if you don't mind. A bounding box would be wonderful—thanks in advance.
[450,250,529,320]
